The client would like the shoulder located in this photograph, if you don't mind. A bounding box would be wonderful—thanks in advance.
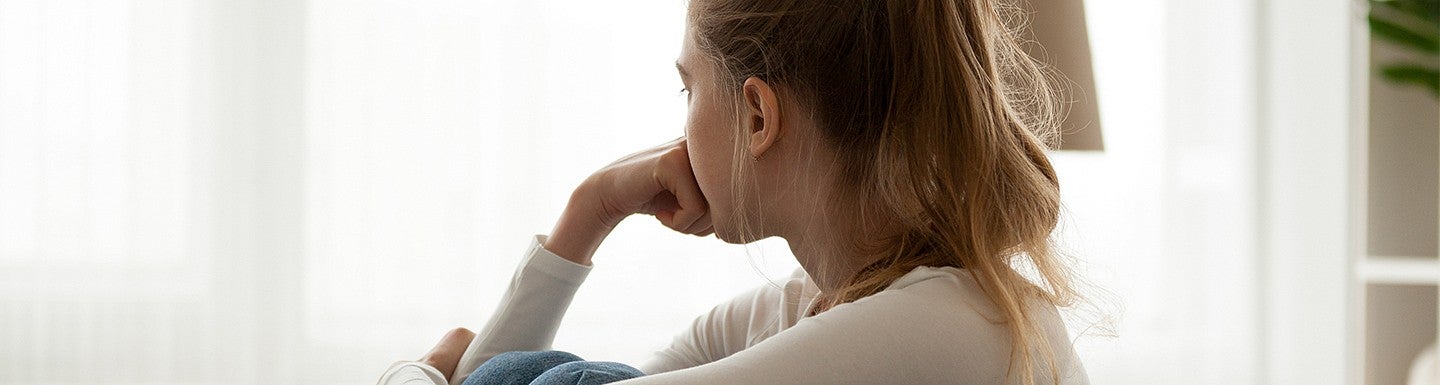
[812,267,1015,374]
[798,266,1085,383]
[642,268,819,374]
[637,266,1087,385]
[705,267,819,345]
[829,266,1007,331]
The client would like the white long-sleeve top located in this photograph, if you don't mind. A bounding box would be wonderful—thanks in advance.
[377,235,1090,385]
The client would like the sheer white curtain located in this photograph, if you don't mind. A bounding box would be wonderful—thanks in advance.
[0,0,1272,384]
[1062,1,1263,383]
[0,0,218,382]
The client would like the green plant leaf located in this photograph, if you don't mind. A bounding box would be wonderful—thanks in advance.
[1370,14,1440,54]
[1373,0,1439,30]
[1380,63,1440,97]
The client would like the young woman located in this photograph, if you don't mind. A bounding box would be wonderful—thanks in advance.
[378,0,1089,383]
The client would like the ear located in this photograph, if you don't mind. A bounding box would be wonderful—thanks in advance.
[741,76,782,160]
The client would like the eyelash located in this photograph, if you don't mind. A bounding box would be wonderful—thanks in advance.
[678,88,690,97]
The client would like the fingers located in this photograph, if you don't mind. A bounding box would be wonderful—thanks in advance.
[682,209,712,234]
[419,327,476,380]
[654,145,710,234]
[660,214,713,237]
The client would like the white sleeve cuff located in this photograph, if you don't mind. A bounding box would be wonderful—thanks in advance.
[523,234,593,285]
[377,361,447,385]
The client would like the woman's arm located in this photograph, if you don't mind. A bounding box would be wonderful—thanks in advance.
[541,181,616,266]
[378,138,713,385]
[446,235,594,385]
[378,237,591,385]
[545,137,713,265]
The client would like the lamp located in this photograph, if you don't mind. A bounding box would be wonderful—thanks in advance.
[1022,0,1104,151]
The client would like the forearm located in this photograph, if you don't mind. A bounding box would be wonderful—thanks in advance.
[544,180,620,266]
[448,236,593,385]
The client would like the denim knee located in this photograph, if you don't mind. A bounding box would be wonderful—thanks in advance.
[463,351,584,385]
[530,360,645,385]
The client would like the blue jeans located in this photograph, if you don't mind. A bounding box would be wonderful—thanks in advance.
[463,351,645,385]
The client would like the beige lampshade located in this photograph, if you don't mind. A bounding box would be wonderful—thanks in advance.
[1022,0,1104,151]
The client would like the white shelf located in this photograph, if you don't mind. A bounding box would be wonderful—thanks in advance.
[1361,255,1440,285]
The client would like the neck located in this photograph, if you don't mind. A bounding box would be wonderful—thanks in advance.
[779,193,900,293]
[756,127,902,293]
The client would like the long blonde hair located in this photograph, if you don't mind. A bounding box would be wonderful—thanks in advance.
[689,0,1084,383]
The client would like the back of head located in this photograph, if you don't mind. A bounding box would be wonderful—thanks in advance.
[688,0,1081,383]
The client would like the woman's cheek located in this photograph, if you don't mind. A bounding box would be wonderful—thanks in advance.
[685,127,731,222]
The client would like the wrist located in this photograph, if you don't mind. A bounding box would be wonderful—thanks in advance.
[544,182,620,265]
